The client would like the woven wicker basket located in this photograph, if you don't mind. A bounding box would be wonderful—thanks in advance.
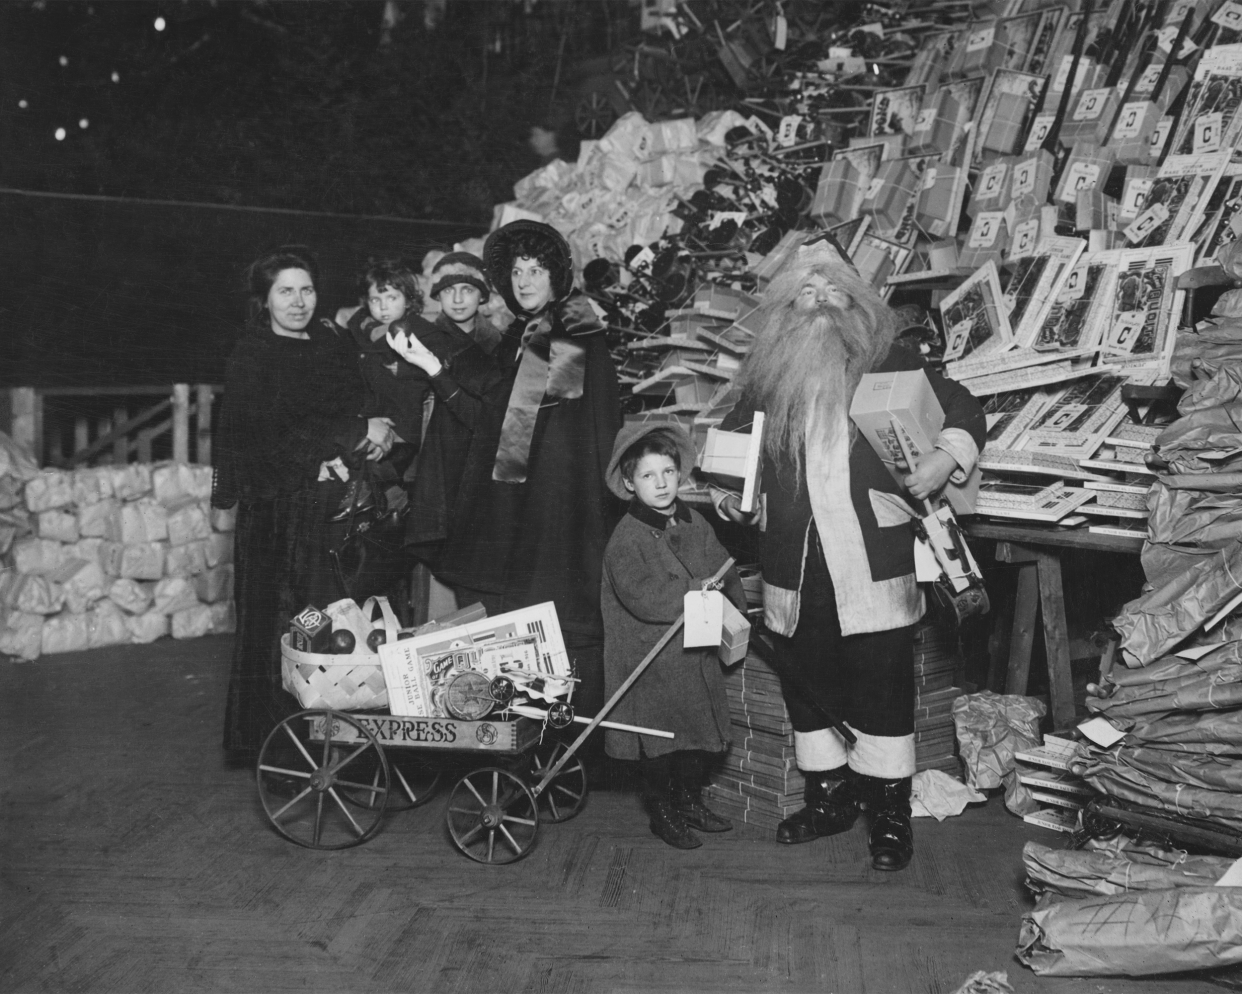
[279,595,400,711]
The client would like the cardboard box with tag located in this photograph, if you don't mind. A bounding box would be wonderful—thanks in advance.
[916,165,962,236]
[968,158,1013,218]
[1054,144,1115,205]
[849,370,979,514]
[1060,86,1118,146]
[860,159,920,232]
[909,88,962,157]
[957,210,1008,270]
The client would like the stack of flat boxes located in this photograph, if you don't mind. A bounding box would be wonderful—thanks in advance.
[706,621,965,832]
[706,651,803,833]
[913,621,964,776]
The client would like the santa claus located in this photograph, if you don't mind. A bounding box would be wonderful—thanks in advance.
[717,253,985,870]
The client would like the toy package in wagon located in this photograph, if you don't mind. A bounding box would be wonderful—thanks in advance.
[379,602,574,718]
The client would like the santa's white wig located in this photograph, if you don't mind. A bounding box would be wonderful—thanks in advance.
[736,260,897,479]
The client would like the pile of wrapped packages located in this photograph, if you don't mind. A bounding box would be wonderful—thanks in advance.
[461,0,1242,539]
[0,433,234,661]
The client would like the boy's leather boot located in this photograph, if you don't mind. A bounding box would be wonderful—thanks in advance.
[671,752,732,832]
[643,756,701,850]
[776,766,859,844]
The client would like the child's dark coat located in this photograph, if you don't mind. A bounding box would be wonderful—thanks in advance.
[601,497,745,760]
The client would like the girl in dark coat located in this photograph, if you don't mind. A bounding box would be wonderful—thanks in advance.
[602,422,746,849]
[388,253,504,571]
[212,246,395,763]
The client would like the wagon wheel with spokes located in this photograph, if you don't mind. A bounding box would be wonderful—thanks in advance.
[339,749,443,812]
[529,736,588,823]
[256,709,389,849]
[445,767,539,864]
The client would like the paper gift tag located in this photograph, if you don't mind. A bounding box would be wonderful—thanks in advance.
[914,534,940,582]
[683,589,724,648]
[1077,716,1126,748]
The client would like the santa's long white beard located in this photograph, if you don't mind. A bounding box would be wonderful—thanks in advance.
[740,303,873,476]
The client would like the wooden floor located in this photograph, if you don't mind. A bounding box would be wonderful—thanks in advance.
[0,637,1226,994]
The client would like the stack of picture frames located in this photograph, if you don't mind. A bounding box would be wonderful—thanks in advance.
[848,0,1242,535]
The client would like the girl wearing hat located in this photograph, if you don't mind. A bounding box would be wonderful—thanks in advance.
[386,253,505,571]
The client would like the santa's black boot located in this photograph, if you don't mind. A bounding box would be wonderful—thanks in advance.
[775,766,859,845]
[643,755,701,850]
[859,775,914,871]
[671,752,732,833]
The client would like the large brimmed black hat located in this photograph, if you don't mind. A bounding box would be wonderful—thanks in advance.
[483,220,574,314]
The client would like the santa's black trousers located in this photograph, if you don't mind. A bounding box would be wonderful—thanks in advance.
[769,526,915,738]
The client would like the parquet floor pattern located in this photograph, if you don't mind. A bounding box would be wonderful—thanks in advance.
[0,638,1225,993]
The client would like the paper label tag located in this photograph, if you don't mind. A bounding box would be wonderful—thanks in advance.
[1113,101,1150,140]
[1011,157,1039,199]
[914,534,940,581]
[683,589,724,647]
[913,107,936,134]
[1009,217,1040,258]
[707,210,747,230]
[1194,112,1224,154]
[1149,117,1173,157]
[1077,716,1126,748]
[629,245,655,272]
[1157,25,1198,58]
[1059,161,1102,202]
[1120,178,1152,219]
[923,166,939,190]
[1072,88,1111,121]
[864,176,885,201]
[1124,201,1170,243]
[978,161,1009,200]
[773,13,788,50]
[1024,113,1056,152]
[1213,1,1242,29]
[966,25,995,52]
[1053,55,1092,93]
[1215,857,1242,887]
[1133,64,1163,96]
[969,212,1004,248]
[776,114,802,147]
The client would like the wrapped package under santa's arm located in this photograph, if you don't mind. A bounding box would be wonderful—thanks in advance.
[848,363,984,514]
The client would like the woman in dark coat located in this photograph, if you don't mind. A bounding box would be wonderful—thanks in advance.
[426,222,623,720]
[212,245,394,763]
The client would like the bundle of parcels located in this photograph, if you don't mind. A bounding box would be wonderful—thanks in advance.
[0,443,235,661]
[1017,835,1242,977]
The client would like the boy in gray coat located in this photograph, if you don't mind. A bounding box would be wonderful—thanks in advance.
[601,422,746,849]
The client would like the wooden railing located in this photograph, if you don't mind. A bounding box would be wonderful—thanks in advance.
[2,384,221,468]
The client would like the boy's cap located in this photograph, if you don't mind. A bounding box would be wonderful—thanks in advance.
[605,420,697,500]
[430,252,490,301]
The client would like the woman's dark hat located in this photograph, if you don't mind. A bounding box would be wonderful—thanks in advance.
[483,220,574,313]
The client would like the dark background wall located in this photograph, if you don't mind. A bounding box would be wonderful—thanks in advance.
[0,189,480,387]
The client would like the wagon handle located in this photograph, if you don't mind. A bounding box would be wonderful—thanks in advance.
[530,557,736,799]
